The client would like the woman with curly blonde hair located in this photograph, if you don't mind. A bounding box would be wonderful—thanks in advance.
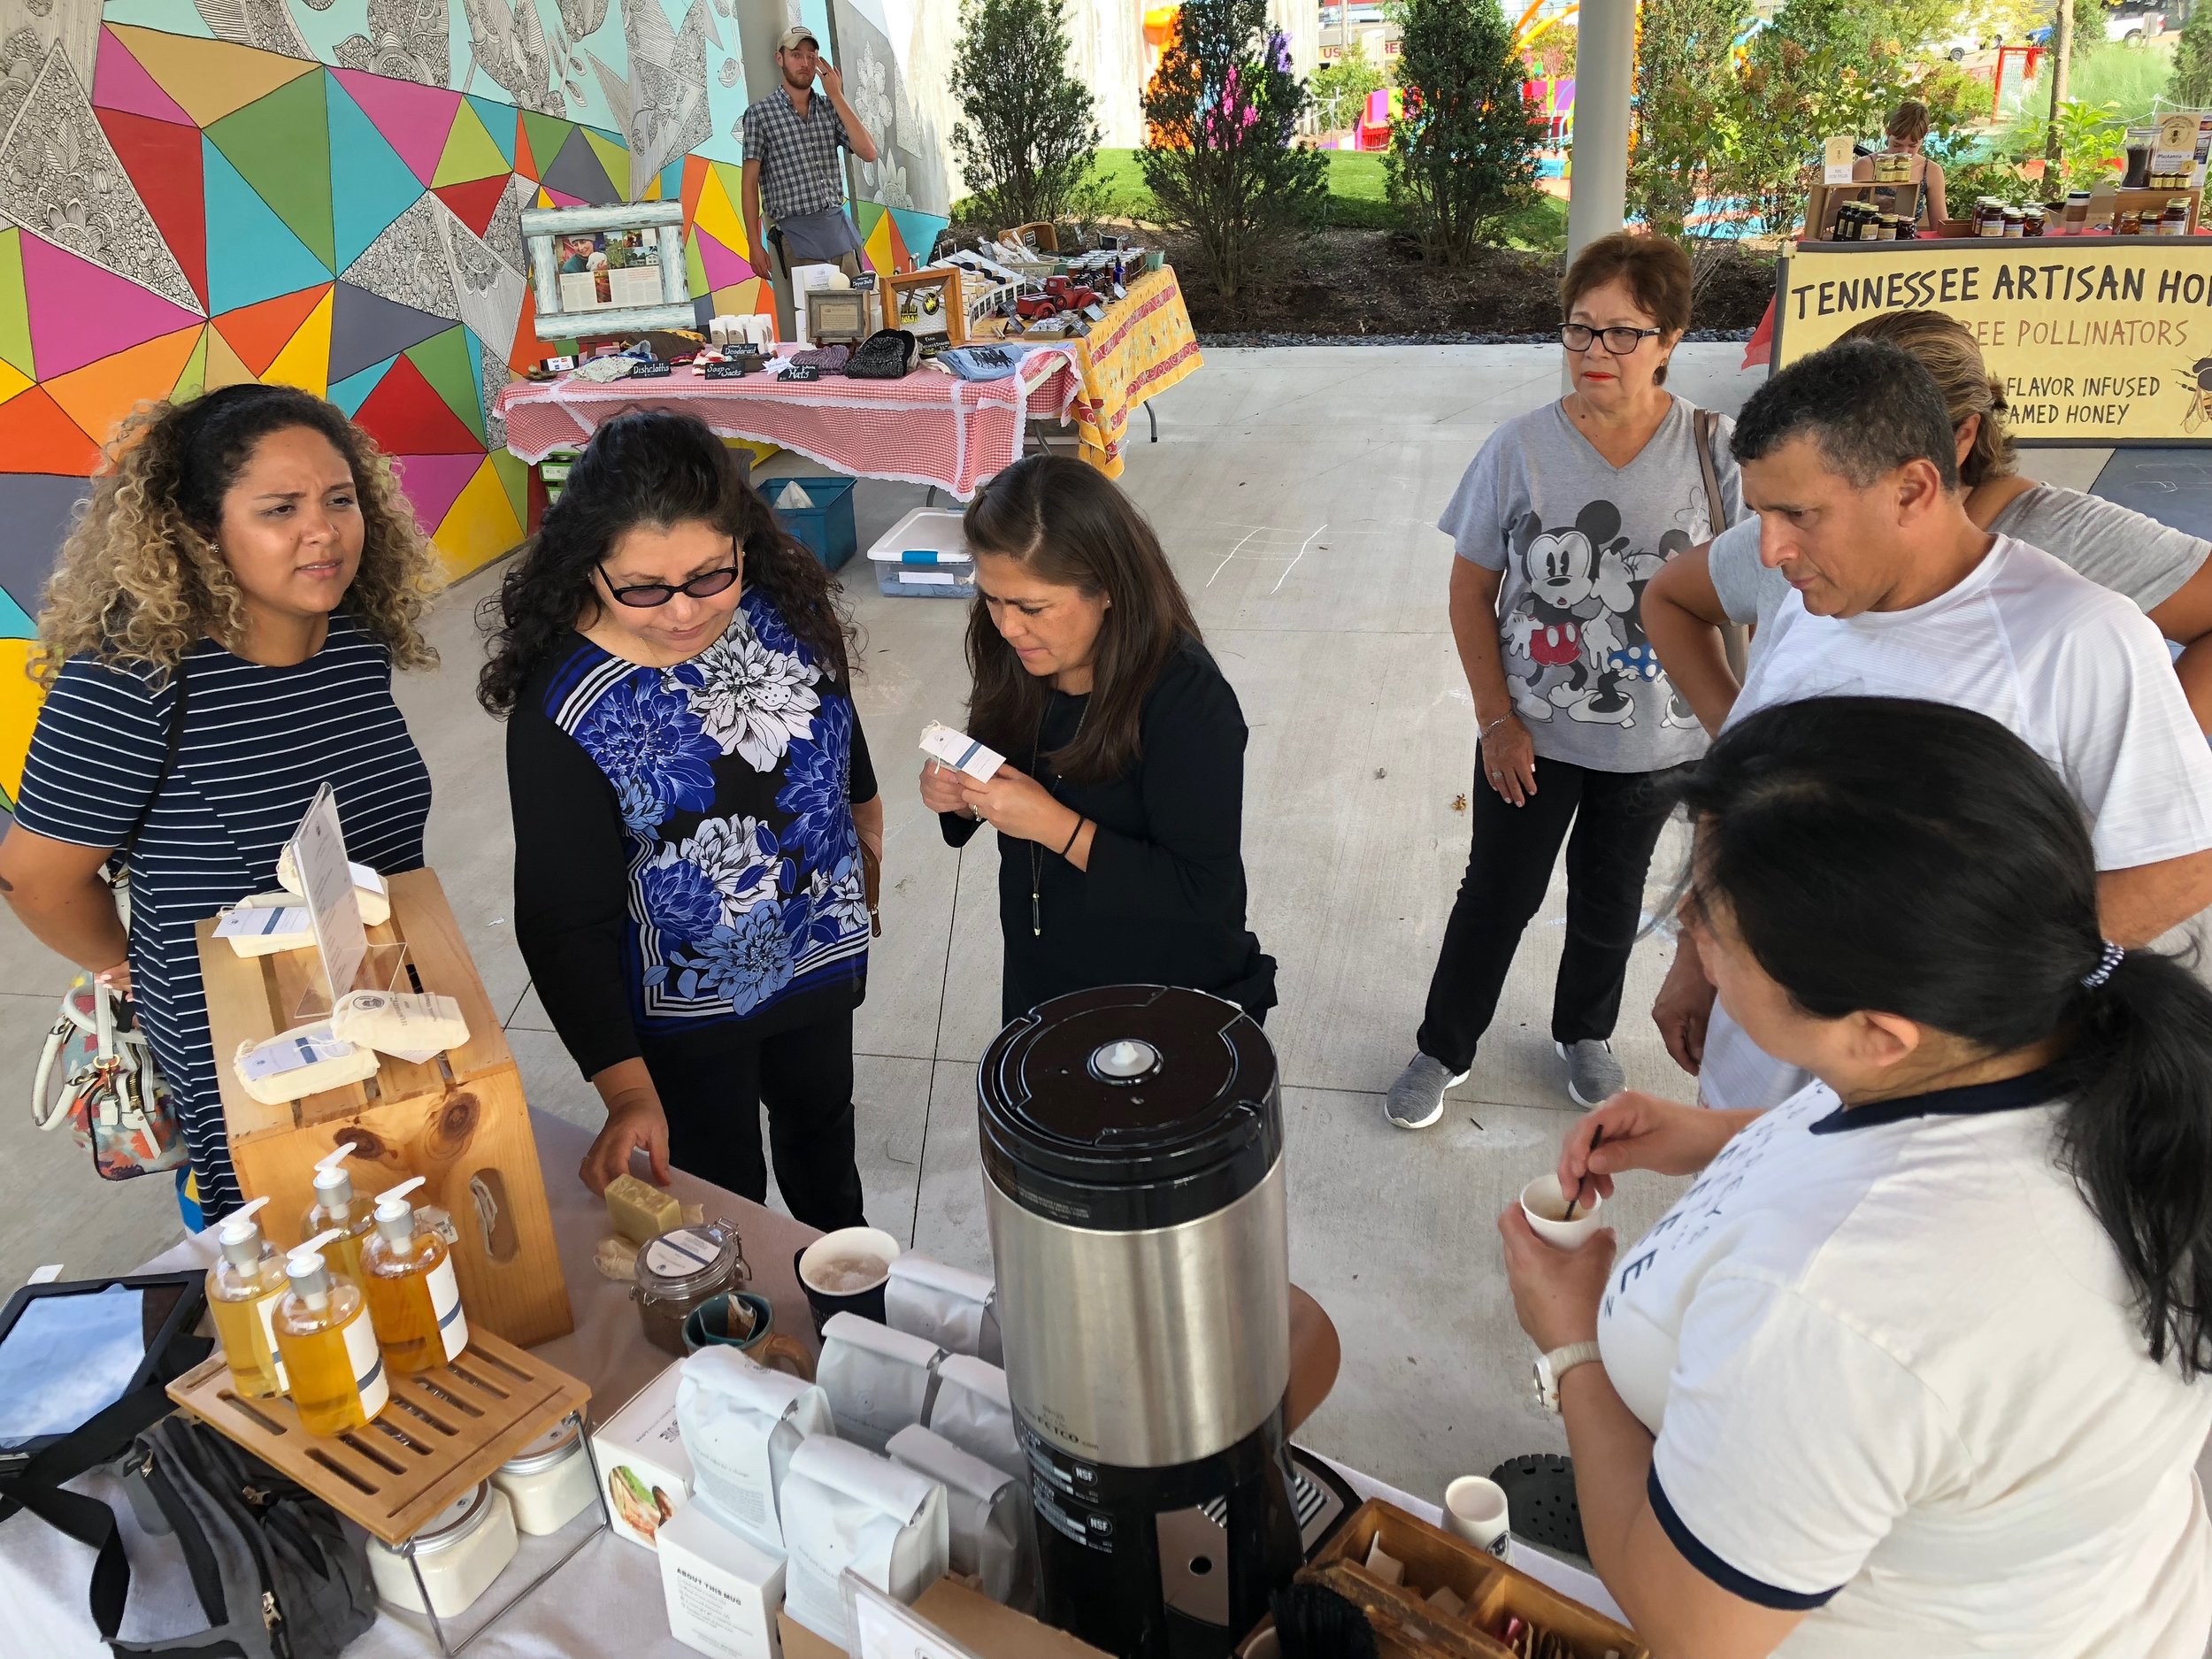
[0,383,441,1221]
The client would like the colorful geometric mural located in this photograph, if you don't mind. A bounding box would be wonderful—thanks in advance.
[0,0,950,810]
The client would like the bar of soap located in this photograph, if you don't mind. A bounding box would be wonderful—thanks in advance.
[233,1024,379,1104]
[1425,1586,1467,1618]
[606,1171,683,1246]
[216,903,315,956]
[331,989,468,1056]
[272,850,392,925]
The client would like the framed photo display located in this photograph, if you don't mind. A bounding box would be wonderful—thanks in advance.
[883,267,965,344]
[520,201,695,338]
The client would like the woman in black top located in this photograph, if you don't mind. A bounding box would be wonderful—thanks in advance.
[919,456,1272,1022]
[481,412,880,1228]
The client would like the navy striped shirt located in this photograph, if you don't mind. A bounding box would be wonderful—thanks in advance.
[13,614,431,1217]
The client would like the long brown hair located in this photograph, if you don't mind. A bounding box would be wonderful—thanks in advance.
[963,456,1199,784]
[1839,309,2016,487]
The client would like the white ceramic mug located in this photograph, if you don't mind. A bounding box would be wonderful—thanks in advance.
[1519,1172,1604,1249]
[1443,1475,1512,1562]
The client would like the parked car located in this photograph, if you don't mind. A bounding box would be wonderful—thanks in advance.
[2027,4,2164,43]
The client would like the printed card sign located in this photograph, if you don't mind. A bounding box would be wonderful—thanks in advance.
[842,1575,983,1659]
[1823,135,1856,186]
[288,785,366,1005]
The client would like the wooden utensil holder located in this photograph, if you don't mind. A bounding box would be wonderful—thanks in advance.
[197,869,573,1347]
[167,1330,589,1546]
[1299,1500,1647,1659]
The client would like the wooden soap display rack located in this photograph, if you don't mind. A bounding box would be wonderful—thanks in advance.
[196,869,573,1348]
[169,1331,599,1655]
[1295,1500,1649,1659]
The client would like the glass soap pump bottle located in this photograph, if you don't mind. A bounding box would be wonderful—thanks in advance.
[273,1229,390,1435]
[205,1195,289,1398]
[302,1146,374,1287]
[361,1176,469,1374]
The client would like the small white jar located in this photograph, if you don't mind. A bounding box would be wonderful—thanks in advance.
[369,1483,518,1618]
[490,1418,598,1535]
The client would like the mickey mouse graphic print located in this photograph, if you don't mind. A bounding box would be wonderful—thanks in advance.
[1440,396,1744,772]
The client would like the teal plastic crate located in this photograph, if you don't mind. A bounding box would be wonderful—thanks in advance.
[763,475,859,572]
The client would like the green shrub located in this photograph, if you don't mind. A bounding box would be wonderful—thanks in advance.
[949,0,1103,229]
[1386,0,1547,265]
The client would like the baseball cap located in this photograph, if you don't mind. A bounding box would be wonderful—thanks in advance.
[777,25,818,50]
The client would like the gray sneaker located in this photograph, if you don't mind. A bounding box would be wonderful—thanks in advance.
[1386,1054,1471,1130]
[1556,1040,1624,1109]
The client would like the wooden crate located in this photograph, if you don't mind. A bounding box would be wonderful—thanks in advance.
[168,1330,588,1546]
[196,869,574,1348]
[1298,1500,1648,1659]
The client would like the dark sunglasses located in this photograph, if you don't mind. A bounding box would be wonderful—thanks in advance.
[598,565,741,608]
[1560,323,1663,354]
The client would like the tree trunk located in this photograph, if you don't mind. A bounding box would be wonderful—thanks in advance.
[2045,0,2074,163]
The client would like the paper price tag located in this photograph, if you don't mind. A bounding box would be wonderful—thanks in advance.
[1823,134,1856,186]
[216,905,313,940]
[239,1027,355,1082]
[843,1575,985,1659]
[918,721,1005,781]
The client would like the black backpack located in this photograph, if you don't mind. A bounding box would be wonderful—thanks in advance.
[1,1359,375,1659]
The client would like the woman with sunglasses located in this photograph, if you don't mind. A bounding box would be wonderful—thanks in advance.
[1387,231,1745,1132]
[480,411,880,1228]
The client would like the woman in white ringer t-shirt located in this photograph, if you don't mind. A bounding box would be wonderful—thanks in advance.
[1500,695,2212,1659]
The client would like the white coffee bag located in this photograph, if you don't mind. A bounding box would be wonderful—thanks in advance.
[887,1425,1033,1609]
[674,1346,835,1552]
[926,1354,1022,1480]
[885,1254,1002,1363]
[817,1313,944,1452]
[780,1437,949,1646]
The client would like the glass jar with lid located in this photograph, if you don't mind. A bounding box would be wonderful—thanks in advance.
[1977,199,2006,237]
[2119,209,2146,236]
[367,1483,518,1617]
[491,1416,598,1534]
[2024,205,2047,238]
[2165,198,2193,235]
[633,1219,749,1356]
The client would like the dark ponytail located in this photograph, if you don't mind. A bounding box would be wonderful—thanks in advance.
[477,410,850,716]
[1683,695,2212,1377]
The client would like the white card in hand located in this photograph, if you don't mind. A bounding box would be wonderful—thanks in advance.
[918,721,1005,781]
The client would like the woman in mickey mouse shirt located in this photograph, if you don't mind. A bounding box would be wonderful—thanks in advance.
[1386,232,1744,1131]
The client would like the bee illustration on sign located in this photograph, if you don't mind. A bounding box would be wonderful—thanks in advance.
[2180,357,2212,433]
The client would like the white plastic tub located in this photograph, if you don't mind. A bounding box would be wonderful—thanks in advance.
[867,508,975,599]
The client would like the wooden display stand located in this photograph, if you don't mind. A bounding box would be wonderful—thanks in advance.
[196,869,574,1348]
[1297,1500,1647,1658]
[2093,186,2203,234]
[1804,178,1922,241]
[167,1329,588,1545]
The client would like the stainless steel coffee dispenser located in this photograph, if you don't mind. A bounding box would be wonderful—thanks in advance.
[979,985,1302,1659]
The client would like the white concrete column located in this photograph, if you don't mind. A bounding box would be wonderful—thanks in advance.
[1565,0,1634,261]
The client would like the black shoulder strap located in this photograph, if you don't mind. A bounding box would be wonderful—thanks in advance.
[117,658,188,864]
[1694,409,1727,539]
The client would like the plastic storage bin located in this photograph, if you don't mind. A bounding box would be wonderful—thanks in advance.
[763,475,859,571]
[867,508,975,599]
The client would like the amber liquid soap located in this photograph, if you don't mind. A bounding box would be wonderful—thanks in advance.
[205,1196,288,1397]
[302,1147,374,1286]
[361,1176,468,1374]
[273,1230,388,1436]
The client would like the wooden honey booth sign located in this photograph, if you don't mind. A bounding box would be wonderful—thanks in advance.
[195,869,574,1348]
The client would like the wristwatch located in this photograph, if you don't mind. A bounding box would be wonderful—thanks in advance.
[1532,1341,1604,1413]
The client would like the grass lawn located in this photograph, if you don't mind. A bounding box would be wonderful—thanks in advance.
[1079,148,1568,251]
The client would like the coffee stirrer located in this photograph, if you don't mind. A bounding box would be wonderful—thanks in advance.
[1563,1125,1605,1223]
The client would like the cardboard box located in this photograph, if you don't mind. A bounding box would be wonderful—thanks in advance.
[775,1578,1110,1659]
[660,1503,787,1659]
[592,1358,694,1550]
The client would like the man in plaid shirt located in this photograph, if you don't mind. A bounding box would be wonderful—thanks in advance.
[741,25,879,335]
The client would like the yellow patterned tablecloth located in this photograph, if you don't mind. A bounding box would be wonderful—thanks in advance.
[1065,265,1202,477]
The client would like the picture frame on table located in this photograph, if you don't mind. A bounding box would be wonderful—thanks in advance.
[883,267,967,345]
[520,202,696,339]
[808,288,874,346]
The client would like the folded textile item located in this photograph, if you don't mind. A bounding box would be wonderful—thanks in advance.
[844,328,921,380]
[791,344,851,372]
[936,343,1033,381]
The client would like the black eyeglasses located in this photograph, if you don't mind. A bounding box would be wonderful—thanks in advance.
[1560,323,1663,354]
[598,565,741,608]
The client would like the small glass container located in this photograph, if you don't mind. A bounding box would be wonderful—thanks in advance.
[2166,198,2193,235]
[2024,206,2047,238]
[633,1219,749,1356]
[2002,208,2024,238]
[1875,216,1898,241]
[368,1483,518,1618]
[1977,200,2006,237]
[2119,209,2146,236]
[491,1417,598,1535]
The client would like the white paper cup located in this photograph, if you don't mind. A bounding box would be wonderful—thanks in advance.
[1443,1476,1512,1561]
[1520,1172,1603,1249]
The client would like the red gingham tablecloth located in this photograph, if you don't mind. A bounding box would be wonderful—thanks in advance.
[495,347,1082,499]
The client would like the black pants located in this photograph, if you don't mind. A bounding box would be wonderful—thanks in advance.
[640,1008,866,1233]
[1416,756,1686,1074]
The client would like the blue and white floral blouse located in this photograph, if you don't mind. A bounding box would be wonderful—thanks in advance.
[508,588,877,1076]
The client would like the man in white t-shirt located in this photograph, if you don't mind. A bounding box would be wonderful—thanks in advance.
[1670,340,2212,1113]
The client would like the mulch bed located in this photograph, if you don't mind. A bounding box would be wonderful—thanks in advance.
[1160,227,1773,347]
